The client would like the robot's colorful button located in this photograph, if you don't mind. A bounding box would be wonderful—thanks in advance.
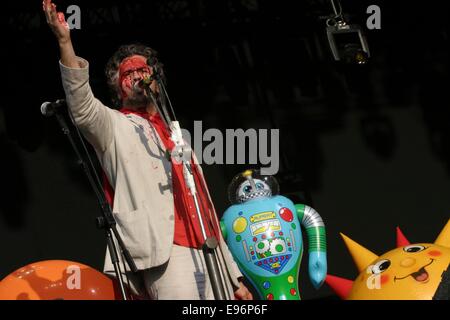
[235,235,241,242]
[232,217,247,234]
[238,211,243,216]
[291,223,296,230]
[288,276,294,284]
[263,281,271,289]
[261,234,267,239]
[290,288,297,296]
[279,232,283,236]
[279,207,293,222]
[253,237,257,242]
[266,293,274,300]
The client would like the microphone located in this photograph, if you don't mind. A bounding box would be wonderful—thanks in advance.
[132,76,154,92]
[41,99,66,117]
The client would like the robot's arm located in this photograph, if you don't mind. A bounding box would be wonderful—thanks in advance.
[295,204,326,253]
[295,204,327,289]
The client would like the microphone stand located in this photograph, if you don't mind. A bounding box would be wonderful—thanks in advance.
[143,63,230,300]
[50,104,138,300]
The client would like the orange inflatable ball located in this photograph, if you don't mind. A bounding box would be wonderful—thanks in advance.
[0,260,119,300]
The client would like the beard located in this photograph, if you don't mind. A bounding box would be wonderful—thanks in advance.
[124,90,154,109]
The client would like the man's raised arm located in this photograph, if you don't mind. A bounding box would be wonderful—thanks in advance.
[43,0,114,152]
[43,0,78,68]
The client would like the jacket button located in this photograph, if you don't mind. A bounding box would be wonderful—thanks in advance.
[169,215,174,221]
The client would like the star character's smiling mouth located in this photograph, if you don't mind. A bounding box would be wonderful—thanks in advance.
[394,259,435,283]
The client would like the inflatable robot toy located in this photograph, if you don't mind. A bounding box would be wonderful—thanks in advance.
[221,169,327,300]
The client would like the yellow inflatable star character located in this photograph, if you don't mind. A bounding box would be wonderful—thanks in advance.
[326,219,450,300]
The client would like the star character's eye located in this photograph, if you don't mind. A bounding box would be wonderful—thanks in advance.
[371,259,391,274]
[403,245,426,253]
[256,182,264,190]
[243,185,252,194]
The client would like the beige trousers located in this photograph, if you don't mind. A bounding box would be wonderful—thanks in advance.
[142,245,217,300]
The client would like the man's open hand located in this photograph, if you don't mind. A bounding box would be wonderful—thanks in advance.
[42,0,70,44]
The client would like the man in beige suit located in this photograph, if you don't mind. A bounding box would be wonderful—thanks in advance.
[43,0,252,300]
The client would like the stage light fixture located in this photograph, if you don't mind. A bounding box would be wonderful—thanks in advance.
[325,0,370,64]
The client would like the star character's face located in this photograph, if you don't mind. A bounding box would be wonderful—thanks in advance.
[349,243,450,299]
[237,179,272,203]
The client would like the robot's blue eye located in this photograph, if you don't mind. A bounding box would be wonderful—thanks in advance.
[256,182,264,190]
[244,185,252,193]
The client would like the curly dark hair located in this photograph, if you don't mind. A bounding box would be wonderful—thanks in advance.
[105,43,164,108]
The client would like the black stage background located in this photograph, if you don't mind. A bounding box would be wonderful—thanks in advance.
[0,0,449,300]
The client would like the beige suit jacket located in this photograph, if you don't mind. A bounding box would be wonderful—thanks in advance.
[59,57,243,296]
